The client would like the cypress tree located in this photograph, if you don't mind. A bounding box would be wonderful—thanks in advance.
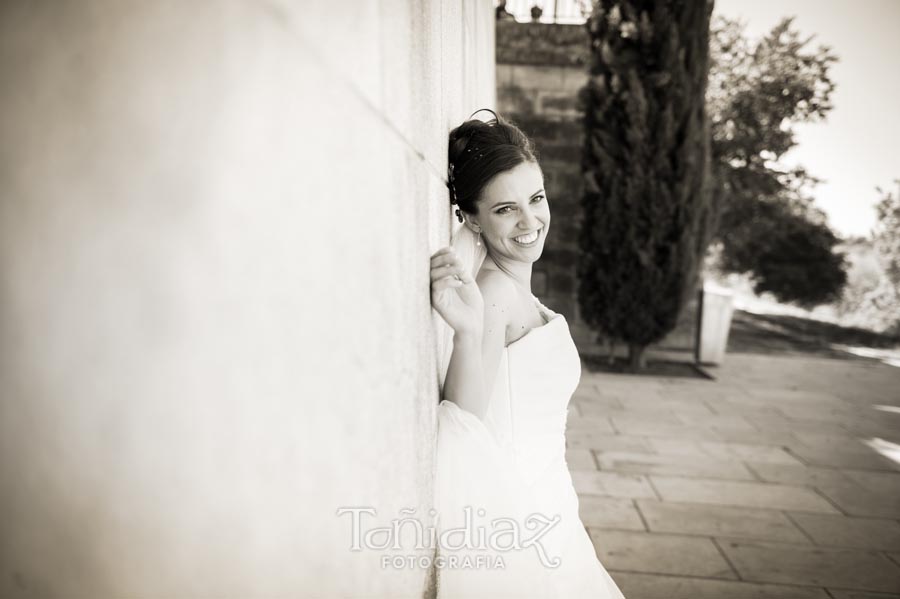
[578,0,715,370]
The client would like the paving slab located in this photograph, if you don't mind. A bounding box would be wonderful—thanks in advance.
[744,414,853,437]
[578,495,646,530]
[564,419,621,438]
[704,426,804,446]
[571,393,624,411]
[706,398,788,417]
[787,512,900,550]
[843,470,900,495]
[672,411,759,430]
[596,450,757,480]
[608,408,699,425]
[571,350,900,597]
[825,591,900,599]
[841,418,900,439]
[637,499,809,543]
[741,389,849,405]
[565,414,617,432]
[588,529,736,579]
[565,448,597,470]
[608,572,830,599]
[621,398,717,418]
[566,411,613,426]
[570,470,658,499]
[786,442,900,471]
[650,476,841,513]
[744,462,854,487]
[717,539,900,592]
[649,438,804,465]
[565,432,655,452]
[609,417,725,439]
[813,480,900,519]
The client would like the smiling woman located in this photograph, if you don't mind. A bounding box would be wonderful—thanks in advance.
[429,111,626,598]
[481,162,549,252]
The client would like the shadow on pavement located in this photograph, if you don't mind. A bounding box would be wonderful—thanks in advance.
[727,310,900,361]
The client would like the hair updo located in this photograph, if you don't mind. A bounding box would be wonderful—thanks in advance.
[447,110,538,220]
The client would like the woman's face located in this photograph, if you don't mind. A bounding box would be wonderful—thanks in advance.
[471,160,550,264]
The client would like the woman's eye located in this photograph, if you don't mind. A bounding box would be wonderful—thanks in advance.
[497,196,544,215]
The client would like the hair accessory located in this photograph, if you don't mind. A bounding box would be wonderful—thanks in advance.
[468,108,499,122]
[447,162,458,204]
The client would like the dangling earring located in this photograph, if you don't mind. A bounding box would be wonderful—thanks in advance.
[476,231,482,246]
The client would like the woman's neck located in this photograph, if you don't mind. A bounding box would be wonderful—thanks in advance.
[482,253,533,294]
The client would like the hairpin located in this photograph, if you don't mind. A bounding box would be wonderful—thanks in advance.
[447,162,459,205]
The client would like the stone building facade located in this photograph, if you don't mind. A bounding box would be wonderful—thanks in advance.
[0,2,495,598]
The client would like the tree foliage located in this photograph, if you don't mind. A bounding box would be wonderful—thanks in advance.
[873,181,900,292]
[719,199,846,306]
[831,184,900,334]
[709,16,847,305]
[578,0,714,369]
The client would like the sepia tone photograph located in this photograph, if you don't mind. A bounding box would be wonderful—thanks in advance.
[1,0,899,597]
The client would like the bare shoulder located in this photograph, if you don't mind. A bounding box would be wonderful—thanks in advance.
[476,269,517,309]
[475,269,515,335]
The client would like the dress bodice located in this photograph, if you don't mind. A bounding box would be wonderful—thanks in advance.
[434,297,626,599]
[483,297,581,486]
[440,296,581,487]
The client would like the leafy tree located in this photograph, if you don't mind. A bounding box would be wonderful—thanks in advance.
[718,199,846,306]
[578,0,714,370]
[832,183,900,334]
[708,16,848,305]
[873,181,900,292]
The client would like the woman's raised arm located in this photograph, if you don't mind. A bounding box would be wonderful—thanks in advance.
[431,247,509,420]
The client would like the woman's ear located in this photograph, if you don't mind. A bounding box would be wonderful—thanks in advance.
[465,217,482,234]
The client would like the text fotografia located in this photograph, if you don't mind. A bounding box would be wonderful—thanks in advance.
[382,553,505,570]
[336,506,562,569]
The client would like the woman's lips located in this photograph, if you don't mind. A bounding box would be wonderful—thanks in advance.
[512,227,542,246]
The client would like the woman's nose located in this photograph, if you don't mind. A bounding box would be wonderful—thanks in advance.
[519,207,540,229]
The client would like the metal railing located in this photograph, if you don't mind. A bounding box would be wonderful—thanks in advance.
[497,0,590,24]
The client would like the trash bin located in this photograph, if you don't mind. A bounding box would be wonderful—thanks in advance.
[695,281,735,365]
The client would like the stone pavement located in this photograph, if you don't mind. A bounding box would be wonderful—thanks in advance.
[567,350,900,598]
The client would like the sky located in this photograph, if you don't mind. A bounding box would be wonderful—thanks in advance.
[713,0,900,239]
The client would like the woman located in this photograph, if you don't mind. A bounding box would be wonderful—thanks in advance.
[430,110,625,598]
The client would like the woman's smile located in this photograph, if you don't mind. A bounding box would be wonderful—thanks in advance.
[512,226,543,247]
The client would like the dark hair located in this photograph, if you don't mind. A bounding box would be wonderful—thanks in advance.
[447,110,538,219]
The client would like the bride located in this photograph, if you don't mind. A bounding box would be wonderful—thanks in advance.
[429,110,625,598]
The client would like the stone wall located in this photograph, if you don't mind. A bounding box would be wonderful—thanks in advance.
[0,2,494,597]
[497,20,589,333]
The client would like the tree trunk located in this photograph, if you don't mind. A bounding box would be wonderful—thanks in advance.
[603,336,616,366]
[627,343,647,372]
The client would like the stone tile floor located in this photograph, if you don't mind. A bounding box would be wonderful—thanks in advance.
[568,351,900,598]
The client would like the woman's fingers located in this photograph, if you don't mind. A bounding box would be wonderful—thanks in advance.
[430,247,473,286]
[454,268,474,284]
[430,260,468,282]
[430,248,459,267]
[431,275,464,294]
[430,246,453,260]
[430,261,454,278]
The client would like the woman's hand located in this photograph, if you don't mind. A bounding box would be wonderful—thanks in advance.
[430,247,484,338]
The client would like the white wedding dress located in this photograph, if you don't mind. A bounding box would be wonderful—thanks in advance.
[434,295,625,599]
